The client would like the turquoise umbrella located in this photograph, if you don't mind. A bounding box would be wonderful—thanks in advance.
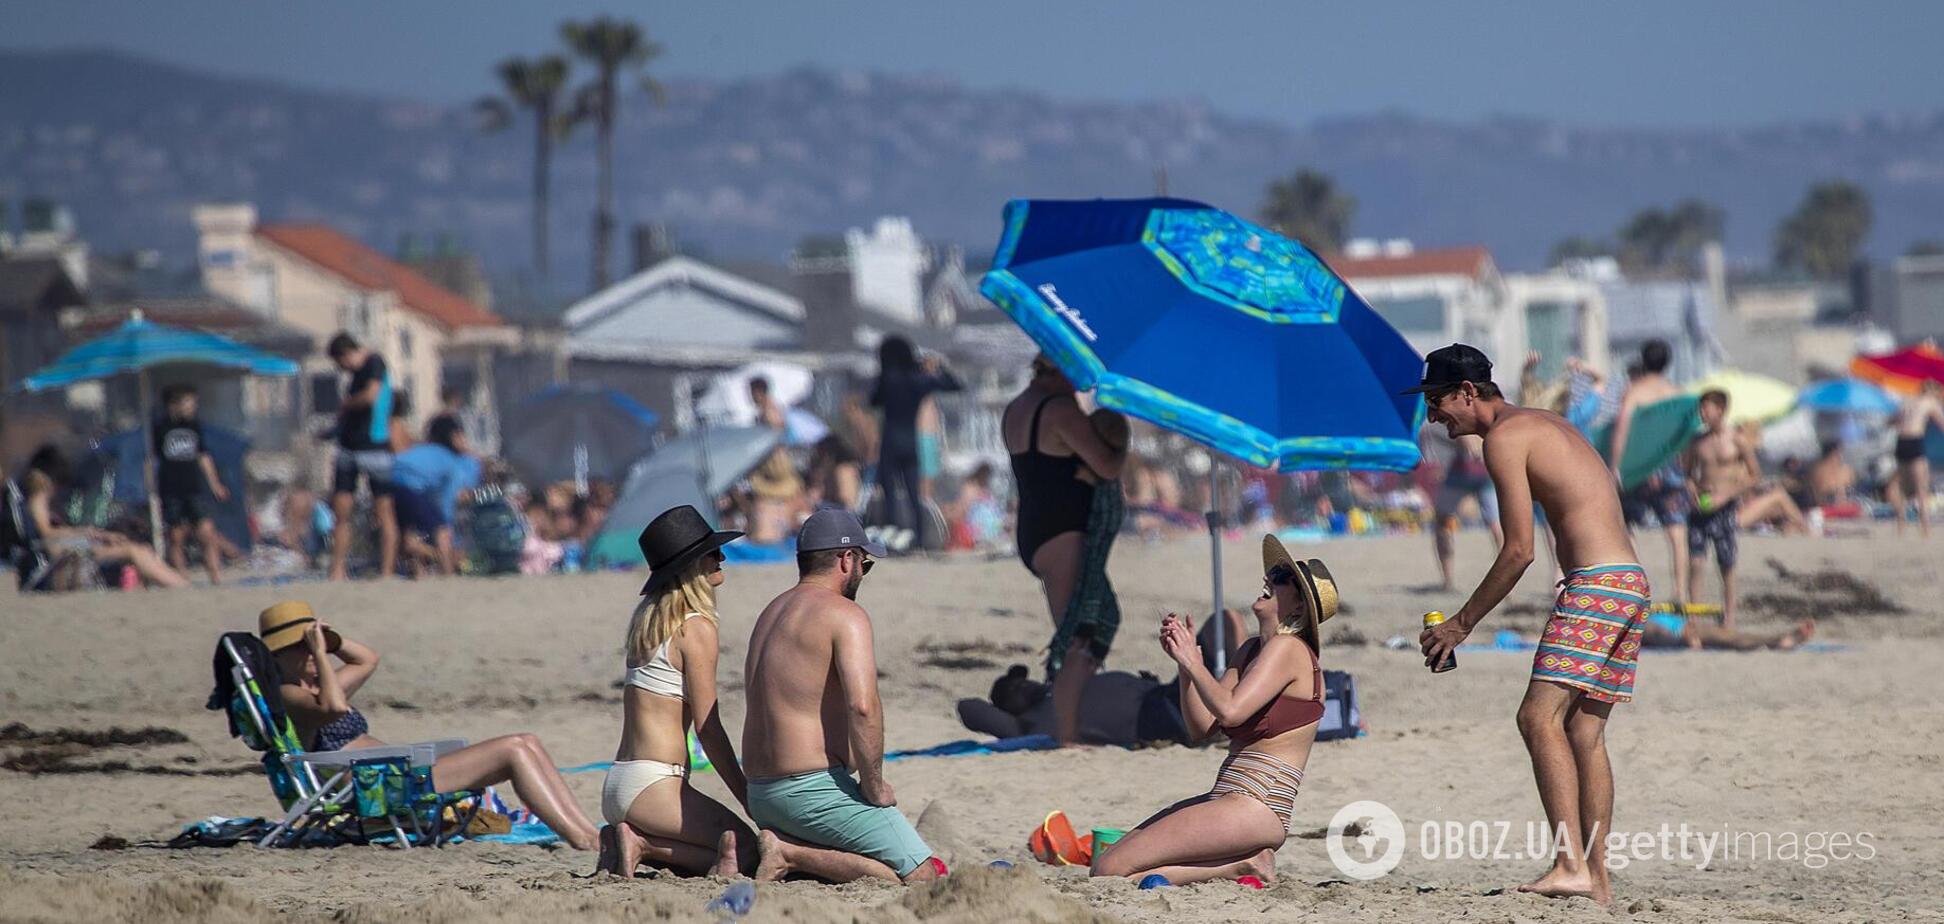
[15,311,300,551]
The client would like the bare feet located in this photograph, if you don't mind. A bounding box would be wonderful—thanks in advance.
[711,830,742,878]
[1237,847,1278,884]
[612,822,646,877]
[755,830,791,882]
[595,824,618,875]
[1516,865,1610,904]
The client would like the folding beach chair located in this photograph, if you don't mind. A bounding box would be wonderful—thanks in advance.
[1,478,97,592]
[211,633,482,847]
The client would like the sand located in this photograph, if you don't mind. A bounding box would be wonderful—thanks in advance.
[3,528,1941,922]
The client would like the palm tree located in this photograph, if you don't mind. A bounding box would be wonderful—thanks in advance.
[475,55,574,281]
[1258,169,1355,253]
[1774,181,1872,278]
[561,16,664,292]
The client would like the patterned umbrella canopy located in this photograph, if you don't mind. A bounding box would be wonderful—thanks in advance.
[978,197,1424,471]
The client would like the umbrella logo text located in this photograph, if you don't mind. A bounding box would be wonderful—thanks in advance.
[1036,284,1098,342]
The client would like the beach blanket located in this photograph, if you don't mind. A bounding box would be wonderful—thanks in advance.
[559,734,1064,777]
[1585,394,1703,491]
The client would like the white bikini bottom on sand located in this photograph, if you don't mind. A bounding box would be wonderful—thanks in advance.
[601,759,685,824]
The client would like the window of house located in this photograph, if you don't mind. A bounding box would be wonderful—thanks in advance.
[399,327,414,361]
[1367,295,1446,333]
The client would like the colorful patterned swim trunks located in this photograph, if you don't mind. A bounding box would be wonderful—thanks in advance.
[1532,564,1650,703]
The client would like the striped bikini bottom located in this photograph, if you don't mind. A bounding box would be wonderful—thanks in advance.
[1210,749,1305,832]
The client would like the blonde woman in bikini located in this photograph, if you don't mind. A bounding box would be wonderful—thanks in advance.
[1091,536,1335,886]
[597,505,755,877]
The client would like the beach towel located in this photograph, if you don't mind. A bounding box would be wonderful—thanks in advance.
[1585,394,1704,491]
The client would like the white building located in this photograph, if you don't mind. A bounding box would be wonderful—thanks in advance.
[1334,241,1609,388]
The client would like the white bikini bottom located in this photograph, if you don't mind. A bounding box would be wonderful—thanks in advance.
[600,758,686,824]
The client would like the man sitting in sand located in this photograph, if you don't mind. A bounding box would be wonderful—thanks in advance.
[1415,344,1647,906]
[1681,390,1758,630]
[740,509,942,883]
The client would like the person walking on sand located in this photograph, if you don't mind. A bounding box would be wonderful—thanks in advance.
[1413,344,1647,906]
[155,384,230,584]
[1609,340,1689,602]
[739,509,943,884]
[1680,390,1757,630]
[1091,539,1334,887]
[1886,379,1944,537]
[597,506,757,878]
[870,336,961,552]
[1004,355,1126,745]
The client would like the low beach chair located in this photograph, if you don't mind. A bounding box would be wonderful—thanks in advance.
[211,632,481,848]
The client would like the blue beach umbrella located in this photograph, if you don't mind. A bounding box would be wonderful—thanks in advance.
[979,198,1425,667]
[1796,378,1899,416]
[980,198,1425,471]
[16,311,299,550]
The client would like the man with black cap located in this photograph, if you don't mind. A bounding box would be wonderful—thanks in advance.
[1410,344,1646,906]
[739,509,941,883]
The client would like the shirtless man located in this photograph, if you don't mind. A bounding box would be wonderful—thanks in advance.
[1609,340,1689,602]
[1680,391,1758,630]
[1413,344,1647,906]
[1886,379,1944,537]
[740,509,941,884]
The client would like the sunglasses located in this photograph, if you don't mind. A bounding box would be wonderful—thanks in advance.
[849,548,876,575]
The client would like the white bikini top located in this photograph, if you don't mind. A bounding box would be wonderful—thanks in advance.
[626,613,697,698]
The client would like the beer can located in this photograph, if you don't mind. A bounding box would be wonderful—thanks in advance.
[1423,611,1457,673]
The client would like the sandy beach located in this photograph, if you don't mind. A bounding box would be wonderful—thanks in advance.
[4,528,1941,923]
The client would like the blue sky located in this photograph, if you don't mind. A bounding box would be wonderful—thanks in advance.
[5,1,1942,126]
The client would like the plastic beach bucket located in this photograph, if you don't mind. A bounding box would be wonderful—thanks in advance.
[1092,828,1126,850]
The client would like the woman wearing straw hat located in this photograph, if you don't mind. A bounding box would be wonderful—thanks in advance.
[1091,535,1335,887]
[259,601,600,851]
[597,505,759,878]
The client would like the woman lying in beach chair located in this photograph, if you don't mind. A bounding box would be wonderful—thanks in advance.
[258,601,601,851]
[210,629,480,847]
[1090,536,1335,887]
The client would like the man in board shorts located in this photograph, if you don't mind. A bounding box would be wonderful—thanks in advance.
[1414,344,1646,907]
[740,510,941,883]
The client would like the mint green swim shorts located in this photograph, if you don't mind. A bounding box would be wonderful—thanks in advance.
[747,767,933,877]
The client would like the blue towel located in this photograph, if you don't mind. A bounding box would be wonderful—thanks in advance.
[560,734,1065,776]
[470,818,562,846]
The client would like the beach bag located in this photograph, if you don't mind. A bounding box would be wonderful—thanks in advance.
[1315,669,1364,742]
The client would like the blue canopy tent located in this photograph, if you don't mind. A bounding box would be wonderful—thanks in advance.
[980,198,1425,667]
[15,312,299,551]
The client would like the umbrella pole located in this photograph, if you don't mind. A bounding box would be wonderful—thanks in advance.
[1207,463,1226,674]
[139,369,163,556]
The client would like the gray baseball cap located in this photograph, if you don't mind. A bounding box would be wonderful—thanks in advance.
[796,508,887,557]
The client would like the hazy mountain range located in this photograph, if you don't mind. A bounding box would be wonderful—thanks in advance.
[4,48,1944,292]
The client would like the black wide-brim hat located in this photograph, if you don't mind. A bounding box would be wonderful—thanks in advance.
[639,505,742,596]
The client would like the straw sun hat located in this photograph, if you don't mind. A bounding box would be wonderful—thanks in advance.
[1261,535,1338,652]
[258,601,339,653]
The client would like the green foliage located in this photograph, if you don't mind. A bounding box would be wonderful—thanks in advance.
[1258,169,1355,253]
[1774,181,1872,278]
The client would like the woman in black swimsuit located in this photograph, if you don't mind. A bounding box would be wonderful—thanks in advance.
[1003,357,1126,744]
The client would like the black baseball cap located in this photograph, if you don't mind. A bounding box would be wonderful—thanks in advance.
[1401,343,1494,395]
[796,508,887,557]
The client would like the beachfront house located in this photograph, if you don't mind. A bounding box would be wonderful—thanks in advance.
[560,216,994,434]
[1334,240,1610,389]
[193,204,514,461]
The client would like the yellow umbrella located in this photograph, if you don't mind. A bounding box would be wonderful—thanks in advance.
[1686,369,1796,425]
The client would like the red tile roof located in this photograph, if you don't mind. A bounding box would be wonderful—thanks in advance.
[1327,246,1495,281]
[256,224,500,329]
